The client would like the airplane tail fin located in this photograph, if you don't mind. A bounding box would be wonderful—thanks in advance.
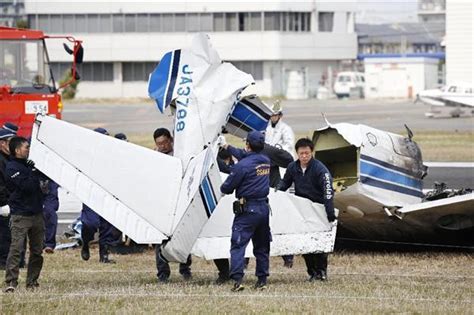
[161,147,222,262]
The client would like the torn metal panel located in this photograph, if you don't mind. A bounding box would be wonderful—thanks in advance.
[193,191,337,259]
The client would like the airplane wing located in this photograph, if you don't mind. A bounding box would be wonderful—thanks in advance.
[192,191,337,259]
[148,33,254,167]
[30,115,183,243]
[395,193,474,232]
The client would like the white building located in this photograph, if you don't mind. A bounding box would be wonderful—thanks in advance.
[418,0,445,23]
[24,1,357,98]
[445,1,472,85]
[364,57,439,99]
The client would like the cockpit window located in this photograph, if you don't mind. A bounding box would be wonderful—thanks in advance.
[448,86,457,93]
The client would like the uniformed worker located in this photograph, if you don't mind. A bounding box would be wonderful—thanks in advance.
[0,129,15,270]
[80,127,117,263]
[265,100,295,155]
[220,130,271,291]
[277,138,337,281]
[153,128,192,282]
[42,179,59,253]
[264,101,296,267]
[4,136,45,292]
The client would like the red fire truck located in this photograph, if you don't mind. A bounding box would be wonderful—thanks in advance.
[0,26,83,136]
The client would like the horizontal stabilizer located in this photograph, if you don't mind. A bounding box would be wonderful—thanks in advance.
[30,115,183,243]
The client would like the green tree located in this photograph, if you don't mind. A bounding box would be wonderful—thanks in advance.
[59,69,79,100]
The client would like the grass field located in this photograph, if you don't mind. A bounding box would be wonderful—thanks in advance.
[128,130,474,162]
[1,248,472,313]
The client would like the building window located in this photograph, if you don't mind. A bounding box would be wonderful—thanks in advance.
[225,13,237,31]
[318,12,333,32]
[232,61,263,80]
[200,13,213,31]
[113,14,124,33]
[124,14,137,32]
[213,13,224,32]
[264,12,280,31]
[123,62,157,81]
[137,14,149,32]
[28,12,312,34]
[50,62,113,82]
[149,14,161,32]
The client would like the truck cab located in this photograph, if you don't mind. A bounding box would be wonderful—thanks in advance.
[0,27,82,136]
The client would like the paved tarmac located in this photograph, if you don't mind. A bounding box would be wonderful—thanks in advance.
[63,98,474,135]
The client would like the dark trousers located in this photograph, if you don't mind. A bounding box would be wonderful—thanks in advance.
[230,202,271,282]
[155,245,192,280]
[214,259,230,279]
[0,215,11,268]
[43,208,58,249]
[303,253,328,276]
[5,213,44,287]
[82,217,115,257]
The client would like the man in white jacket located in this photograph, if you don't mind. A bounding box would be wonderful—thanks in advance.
[265,100,295,155]
[264,100,296,268]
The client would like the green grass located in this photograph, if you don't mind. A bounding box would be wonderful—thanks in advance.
[2,249,472,313]
[129,131,474,162]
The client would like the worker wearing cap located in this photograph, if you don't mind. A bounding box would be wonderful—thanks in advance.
[0,129,15,269]
[265,100,295,155]
[80,127,117,263]
[220,131,271,292]
[2,122,18,135]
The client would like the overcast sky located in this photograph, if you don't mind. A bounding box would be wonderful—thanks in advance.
[355,0,418,24]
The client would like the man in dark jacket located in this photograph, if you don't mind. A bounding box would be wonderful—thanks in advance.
[153,128,192,282]
[43,180,59,253]
[277,138,336,281]
[80,127,117,263]
[4,136,45,292]
[0,129,15,270]
[220,131,271,291]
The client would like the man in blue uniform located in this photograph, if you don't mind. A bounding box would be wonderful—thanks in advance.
[80,127,117,263]
[0,129,15,270]
[220,131,271,291]
[277,138,336,281]
[153,128,192,282]
[43,180,59,253]
[4,137,45,292]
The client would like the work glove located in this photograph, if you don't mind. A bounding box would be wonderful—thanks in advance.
[26,159,35,168]
[217,135,227,148]
[0,205,10,217]
[327,214,337,223]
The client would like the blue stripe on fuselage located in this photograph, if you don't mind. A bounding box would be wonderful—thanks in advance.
[360,161,422,190]
[231,102,268,131]
[148,51,172,113]
[360,176,424,198]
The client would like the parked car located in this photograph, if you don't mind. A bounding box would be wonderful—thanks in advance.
[334,72,365,99]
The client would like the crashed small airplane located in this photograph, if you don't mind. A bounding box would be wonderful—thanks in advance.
[30,34,337,263]
[416,83,474,118]
[312,122,474,247]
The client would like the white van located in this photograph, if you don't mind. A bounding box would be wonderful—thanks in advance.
[334,72,365,99]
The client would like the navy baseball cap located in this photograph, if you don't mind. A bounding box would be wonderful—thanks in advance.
[246,131,265,146]
[114,133,127,141]
[0,129,15,140]
[93,127,109,135]
[3,122,18,134]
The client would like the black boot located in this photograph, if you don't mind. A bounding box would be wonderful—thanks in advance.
[81,243,90,261]
[99,245,116,264]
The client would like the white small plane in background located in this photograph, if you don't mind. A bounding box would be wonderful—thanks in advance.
[416,82,474,117]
